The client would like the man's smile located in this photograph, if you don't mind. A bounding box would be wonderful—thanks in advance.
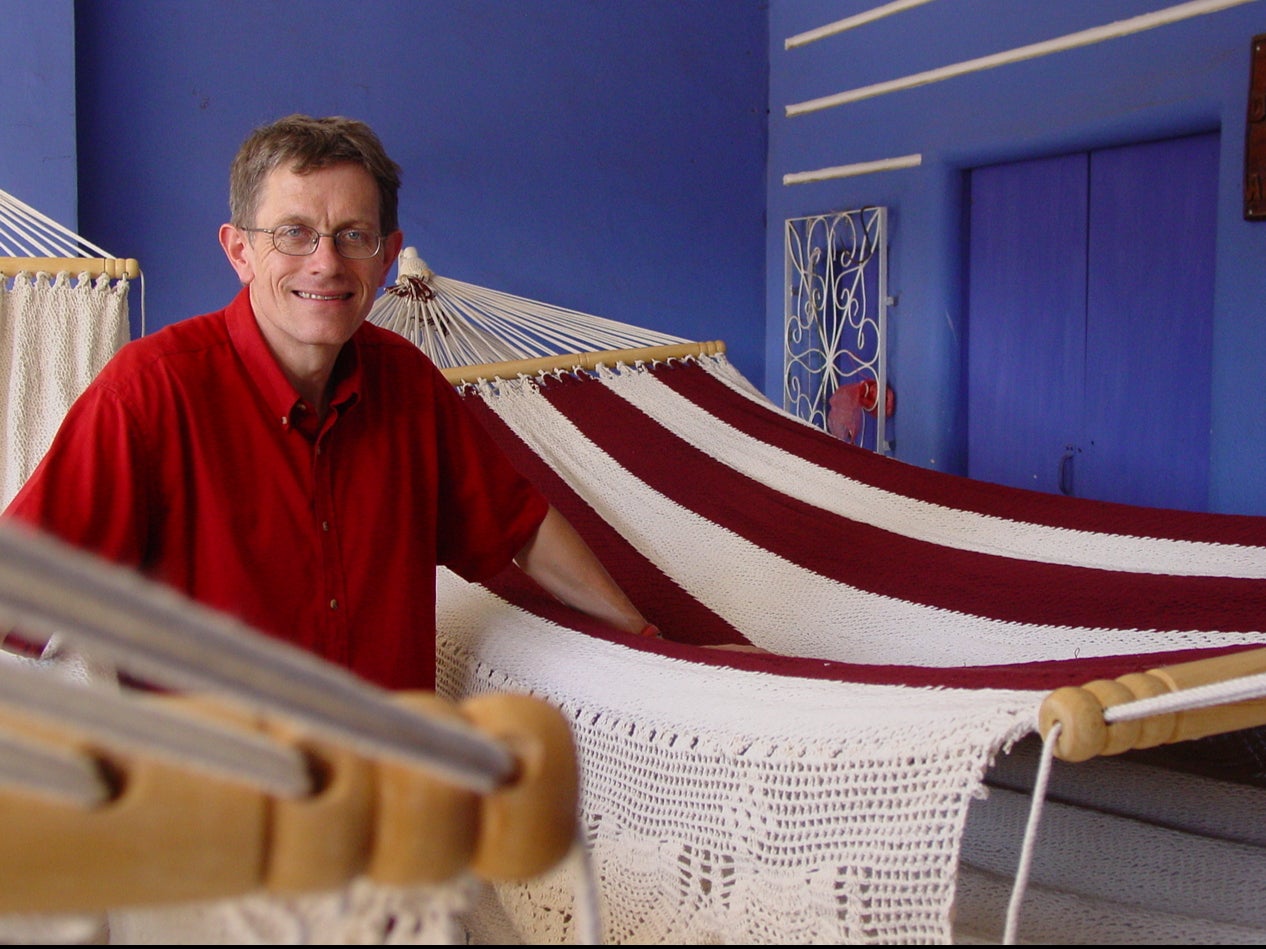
[294,290,352,301]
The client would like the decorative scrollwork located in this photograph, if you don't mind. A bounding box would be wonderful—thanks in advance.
[784,208,889,452]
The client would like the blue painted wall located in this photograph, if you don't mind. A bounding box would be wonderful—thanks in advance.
[16,0,769,385]
[767,0,1266,514]
[0,0,77,230]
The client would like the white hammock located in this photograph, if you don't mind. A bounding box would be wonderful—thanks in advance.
[0,189,138,508]
[433,356,1266,945]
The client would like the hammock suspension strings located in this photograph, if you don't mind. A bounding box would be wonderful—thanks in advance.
[0,188,139,280]
[0,523,514,790]
[368,247,690,370]
[0,523,582,913]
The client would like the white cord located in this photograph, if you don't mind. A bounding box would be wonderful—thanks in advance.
[1105,669,1266,722]
[569,824,604,945]
[368,248,688,372]
[1003,722,1060,945]
[1001,666,1266,943]
[0,188,120,260]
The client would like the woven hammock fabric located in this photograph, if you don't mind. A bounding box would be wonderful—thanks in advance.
[0,272,129,509]
[464,357,1266,679]
[433,355,1266,945]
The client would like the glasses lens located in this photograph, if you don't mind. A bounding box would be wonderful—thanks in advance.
[334,228,382,259]
[261,224,381,258]
[272,225,319,255]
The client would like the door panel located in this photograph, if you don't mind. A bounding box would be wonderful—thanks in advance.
[966,133,1216,511]
[1082,134,1216,510]
[967,153,1088,494]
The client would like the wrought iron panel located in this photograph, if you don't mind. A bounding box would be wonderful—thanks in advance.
[784,207,890,453]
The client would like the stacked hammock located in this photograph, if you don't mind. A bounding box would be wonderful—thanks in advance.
[0,187,137,508]
[426,354,1266,945]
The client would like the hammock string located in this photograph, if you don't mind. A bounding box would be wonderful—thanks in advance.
[0,191,113,260]
[0,187,144,334]
[368,247,688,372]
[1007,671,1266,942]
[1005,723,1059,945]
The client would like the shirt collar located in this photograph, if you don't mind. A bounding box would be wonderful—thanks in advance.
[224,286,364,422]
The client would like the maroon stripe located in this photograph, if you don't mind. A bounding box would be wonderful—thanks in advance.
[455,372,1266,691]
[478,547,1263,692]
[459,388,749,647]
[660,363,1266,546]
[535,370,1266,635]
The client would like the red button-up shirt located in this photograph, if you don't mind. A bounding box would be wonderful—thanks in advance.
[3,288,548,689]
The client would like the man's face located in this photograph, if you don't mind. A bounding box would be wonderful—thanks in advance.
[220,162,402,367]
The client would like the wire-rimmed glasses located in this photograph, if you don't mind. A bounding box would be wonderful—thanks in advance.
[240,223,383,259]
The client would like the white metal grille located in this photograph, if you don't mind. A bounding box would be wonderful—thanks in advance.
[783,207,890,453]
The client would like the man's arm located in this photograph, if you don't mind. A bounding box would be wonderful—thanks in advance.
[513,506,655,638]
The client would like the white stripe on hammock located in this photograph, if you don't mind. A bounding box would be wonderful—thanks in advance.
[438,569,1041,744]
[437,568,1041,945]
[477,376,1266,666]
[600,362,1266,579]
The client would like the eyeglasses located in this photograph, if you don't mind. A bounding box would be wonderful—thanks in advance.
[241,223,383,259]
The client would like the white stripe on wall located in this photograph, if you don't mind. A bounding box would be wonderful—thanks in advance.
[787,0,1258,117]
[783,153,922,186]
[785,0,937,50]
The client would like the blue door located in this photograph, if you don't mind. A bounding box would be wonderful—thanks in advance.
[967,132,1217,512]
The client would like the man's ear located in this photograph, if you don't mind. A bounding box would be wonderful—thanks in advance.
[219,223,255,286]
[378,229,405,287]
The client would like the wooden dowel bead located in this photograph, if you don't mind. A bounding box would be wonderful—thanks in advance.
[1115,671,1176,749]
[368,692,480,886]
[1038,685,1107,762]
[263,717,375,895]
[1084,678,1142,757]
[460,693,579,882]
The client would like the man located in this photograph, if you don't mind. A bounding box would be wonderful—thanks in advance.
[3,114,656,689]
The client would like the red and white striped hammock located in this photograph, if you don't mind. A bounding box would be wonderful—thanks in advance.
[433,350,1266,945]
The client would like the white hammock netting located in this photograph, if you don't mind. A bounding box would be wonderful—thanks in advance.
[428,354,1266,945]
[0,188,135,508]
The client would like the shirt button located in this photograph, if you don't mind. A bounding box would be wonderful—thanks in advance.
[322,521,330,532]
[329,599,338,610]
